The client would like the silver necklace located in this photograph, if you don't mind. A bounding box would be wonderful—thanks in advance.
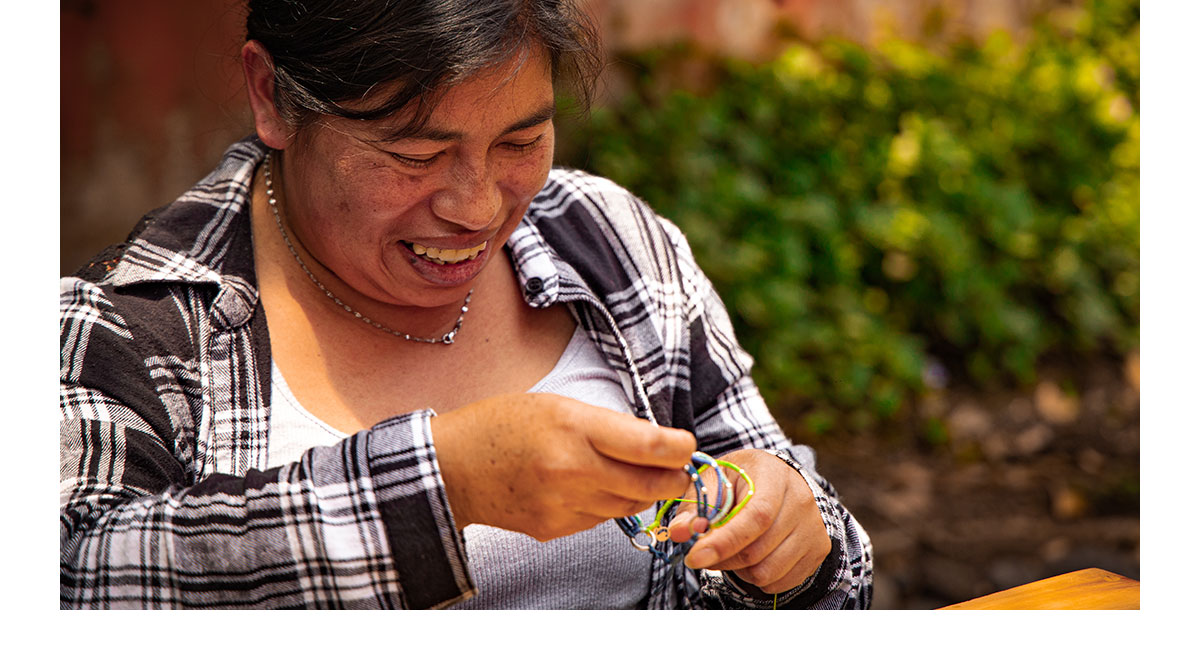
[262,152,472,345]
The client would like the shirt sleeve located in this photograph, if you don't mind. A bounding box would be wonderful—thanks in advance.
[658,218,875,610]
[59,276,474,609]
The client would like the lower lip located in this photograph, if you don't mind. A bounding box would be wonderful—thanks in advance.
[399,243,492,286]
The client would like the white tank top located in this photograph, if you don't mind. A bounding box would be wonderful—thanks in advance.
[265,326,655,609]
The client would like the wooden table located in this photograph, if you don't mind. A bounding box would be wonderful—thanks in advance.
[940,568,1140,610]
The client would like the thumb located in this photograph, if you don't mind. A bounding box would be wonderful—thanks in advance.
[667,505,710,543]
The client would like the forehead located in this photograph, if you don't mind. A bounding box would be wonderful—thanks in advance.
[366,47,555,143]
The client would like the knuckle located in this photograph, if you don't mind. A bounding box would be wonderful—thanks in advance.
[632,471,662,500]
[641,469,681,501]
[544,395,582,430]
[744,559,783,586]
[735,543,767,567]
[742,504,775,532]
[818,530,832,555]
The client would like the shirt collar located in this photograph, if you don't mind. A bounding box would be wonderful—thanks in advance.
[506,215,563,308]
[506,170,598,308]
[107,137,268,329]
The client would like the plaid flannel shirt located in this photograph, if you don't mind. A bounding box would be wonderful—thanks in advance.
[60,137,872,609]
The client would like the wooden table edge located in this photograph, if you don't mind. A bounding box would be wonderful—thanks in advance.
[939,568,1140,610]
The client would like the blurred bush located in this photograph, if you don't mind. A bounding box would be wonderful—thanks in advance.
[563,0,1139,434]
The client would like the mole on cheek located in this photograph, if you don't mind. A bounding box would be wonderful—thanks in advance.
[338,199,351,214]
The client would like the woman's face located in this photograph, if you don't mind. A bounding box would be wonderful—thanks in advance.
[275,47,556,309]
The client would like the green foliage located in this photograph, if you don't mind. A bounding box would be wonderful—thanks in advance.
[562,0,1139,431]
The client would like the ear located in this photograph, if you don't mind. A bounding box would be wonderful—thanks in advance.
[241,40,294,150]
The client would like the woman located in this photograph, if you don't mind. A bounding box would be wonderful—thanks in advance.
[60,0,872,609]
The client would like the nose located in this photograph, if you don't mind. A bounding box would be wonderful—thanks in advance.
[430,160,502,230]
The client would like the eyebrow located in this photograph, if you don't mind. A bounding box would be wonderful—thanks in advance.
[374,102,558,144]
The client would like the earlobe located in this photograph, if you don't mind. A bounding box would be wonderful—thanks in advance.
[241,40,294,150]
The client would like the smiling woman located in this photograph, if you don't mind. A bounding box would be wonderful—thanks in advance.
[248,45,558,311]
[59,0,873,610]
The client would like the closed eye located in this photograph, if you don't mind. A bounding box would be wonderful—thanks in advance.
[387,151,442,169]
[504,134,546,154]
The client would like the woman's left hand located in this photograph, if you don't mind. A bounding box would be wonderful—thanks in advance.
[667,449,831,594]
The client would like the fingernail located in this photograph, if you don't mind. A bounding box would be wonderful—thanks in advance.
[685,547,715,569]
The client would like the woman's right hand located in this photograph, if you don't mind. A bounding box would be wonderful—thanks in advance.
[431,393,695,541]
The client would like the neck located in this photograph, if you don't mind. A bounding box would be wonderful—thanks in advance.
[251,157,479,344]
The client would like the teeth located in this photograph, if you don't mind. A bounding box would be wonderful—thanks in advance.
[410,241,487,264]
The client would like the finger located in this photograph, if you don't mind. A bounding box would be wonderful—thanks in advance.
[754,555,823,595]
[666,502,718,543]
[705,513,788,572]
[682,483,783,570]
[702,475,797,571]
[581,407,696,469]
[594,457,694,505]
[727,528,813,590]
[735,531,828,593]
[582,490,660,521]
[668,513,709,542]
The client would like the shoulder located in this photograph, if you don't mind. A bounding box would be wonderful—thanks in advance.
[63,138,266,335]
[65,137,265,288]
[59,272,202,389]
[533,168,665,235]
[529,168,694,283]
[539,167,636,202]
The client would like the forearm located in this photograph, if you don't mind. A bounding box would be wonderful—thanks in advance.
[60,410,474,609]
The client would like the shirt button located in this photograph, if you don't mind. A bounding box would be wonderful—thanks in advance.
[525,277,544,294]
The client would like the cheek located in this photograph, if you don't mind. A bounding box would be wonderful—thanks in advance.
[306,157,369,219]
[507,148,554,199]
[341,168,430,219]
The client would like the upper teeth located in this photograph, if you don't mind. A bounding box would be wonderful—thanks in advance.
[411,241,487,264]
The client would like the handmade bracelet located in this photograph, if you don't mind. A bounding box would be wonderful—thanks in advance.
[616,456,708,560]
[705,458,754,528]
[617,452,756,565]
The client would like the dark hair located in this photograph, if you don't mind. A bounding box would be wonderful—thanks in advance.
[246,0,602,131]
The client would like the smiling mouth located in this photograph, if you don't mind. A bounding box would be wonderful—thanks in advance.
[402,240,488,265]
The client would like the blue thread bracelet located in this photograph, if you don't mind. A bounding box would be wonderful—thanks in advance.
[617,452,753,564]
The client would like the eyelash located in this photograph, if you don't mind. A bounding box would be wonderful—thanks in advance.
[387,135,545,169]
[505,136,544,154]
[388,152,440,169]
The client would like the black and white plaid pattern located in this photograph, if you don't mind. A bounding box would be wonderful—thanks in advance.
[60,137,872,609]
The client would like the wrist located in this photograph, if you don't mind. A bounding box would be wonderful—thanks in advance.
[430,411,476,531]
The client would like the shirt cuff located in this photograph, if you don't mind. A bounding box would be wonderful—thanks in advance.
[733,449,846,608]
[364,409,476,609]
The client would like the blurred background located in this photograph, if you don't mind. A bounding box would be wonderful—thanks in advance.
[60,0,1139,608]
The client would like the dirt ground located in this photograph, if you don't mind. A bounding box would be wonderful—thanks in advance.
[782,353,1140,609]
